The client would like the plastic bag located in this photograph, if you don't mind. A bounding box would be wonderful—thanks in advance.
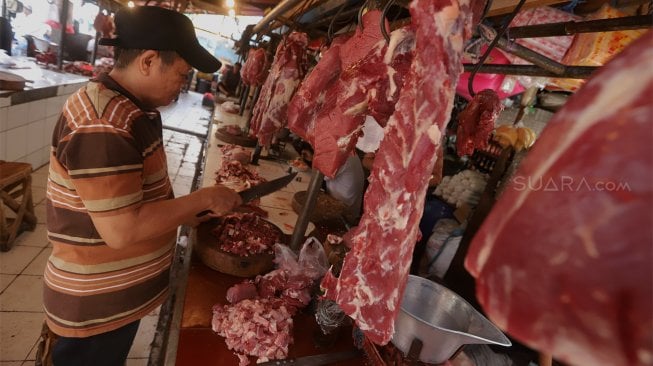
[273,237,329,280]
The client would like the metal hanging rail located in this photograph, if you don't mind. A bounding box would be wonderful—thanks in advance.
[507,15,653,38]
[252,0,307,34]
[462,64,598,78]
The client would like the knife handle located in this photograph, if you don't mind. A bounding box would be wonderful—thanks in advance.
[196,210,212,217]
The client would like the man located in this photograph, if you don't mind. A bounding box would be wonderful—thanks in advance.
[217,62,241,96]
[42,7,241,366]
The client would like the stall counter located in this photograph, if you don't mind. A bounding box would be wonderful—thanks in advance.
[1,63,88,167]
[171,111,362,365]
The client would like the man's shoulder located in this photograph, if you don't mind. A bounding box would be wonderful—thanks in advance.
[63,80,145,129]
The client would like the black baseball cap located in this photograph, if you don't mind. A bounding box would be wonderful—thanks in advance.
[99,6,221,73]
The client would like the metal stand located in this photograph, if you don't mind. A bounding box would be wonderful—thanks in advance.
[250,142,263,165]
[289,170,324,251]
[239,85,250,116]
[243,86,262,134]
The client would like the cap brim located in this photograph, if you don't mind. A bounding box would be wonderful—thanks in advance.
[98,38,120,46]
[179,41,221,73]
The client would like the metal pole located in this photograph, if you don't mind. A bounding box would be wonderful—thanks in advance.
[252,0,305,34]
[250,142,262,165]
[239,85,250,116]
[462,64,598,79]
[57,0,70,71]
[2,0,7,19]
[507,15,653,38]
[91,31,100,65]
[479,24,566,76]
[243,85,261,134]
[289,170,324,251]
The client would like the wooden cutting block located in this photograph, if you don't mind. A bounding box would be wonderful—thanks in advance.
[195,218,287,278]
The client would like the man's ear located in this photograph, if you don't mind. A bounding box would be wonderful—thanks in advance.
[138,50,159,76]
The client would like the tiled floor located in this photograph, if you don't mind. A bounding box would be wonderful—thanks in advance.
[0,91,211,365]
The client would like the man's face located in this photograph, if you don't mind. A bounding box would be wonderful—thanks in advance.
[144,53,192,108]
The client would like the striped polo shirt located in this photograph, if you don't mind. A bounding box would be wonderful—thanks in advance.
[44,74,176,338]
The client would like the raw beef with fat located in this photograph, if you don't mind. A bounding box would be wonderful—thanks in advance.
[312,27,415,177]
[286,10,387,150]
[465,32,653,366]
[250,32,308,146]
[456,89,503,156]
[241,48,269,86]
[321,0,475,345]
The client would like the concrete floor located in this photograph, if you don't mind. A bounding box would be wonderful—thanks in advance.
[0,91,211,365]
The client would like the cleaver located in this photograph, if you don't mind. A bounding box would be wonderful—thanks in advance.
[238,171,297,203]
[197,172,297,216]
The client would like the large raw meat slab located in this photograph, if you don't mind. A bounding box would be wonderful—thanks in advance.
[286,39,344,144]
[241,48,268,86]
[250,32,308,146]
[312,27,415,178]
[321,0,475,345]
[465,32,653,366]
[286,10,385,150]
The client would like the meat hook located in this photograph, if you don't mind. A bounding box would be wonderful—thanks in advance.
[468,0,527,98]
[358,0,370,31]
[327,2,349,44]
[381,0,395,43]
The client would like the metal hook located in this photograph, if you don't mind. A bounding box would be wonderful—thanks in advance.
[327,2,348,44]
[468,0,527,98]
[380,0,395,43]
[358,0,369,31]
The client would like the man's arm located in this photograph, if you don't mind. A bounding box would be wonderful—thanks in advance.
[90,185,241,249]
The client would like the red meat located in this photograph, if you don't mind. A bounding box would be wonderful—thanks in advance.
[456,89,503,156]
[465,32,653,366]
[320,0,475,345]
[249,32,308,147]
[241,48,269,86]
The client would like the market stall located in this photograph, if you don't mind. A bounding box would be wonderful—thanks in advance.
[141,0,652,365]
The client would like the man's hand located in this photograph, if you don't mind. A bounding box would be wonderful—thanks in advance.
[196,185,242,217]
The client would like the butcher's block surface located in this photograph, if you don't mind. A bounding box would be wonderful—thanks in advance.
[195,218,286,277]
[177,261,364,366]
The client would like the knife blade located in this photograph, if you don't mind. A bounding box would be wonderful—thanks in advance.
[239,171,297,204]
[256,350,362,366]
[196,172,297,217]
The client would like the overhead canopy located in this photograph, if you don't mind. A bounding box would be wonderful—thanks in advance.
[95,0,282,16]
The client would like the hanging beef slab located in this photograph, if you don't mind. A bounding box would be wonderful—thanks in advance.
[249,32,308,146]
[321,0,475,345]
[465,32,653,366]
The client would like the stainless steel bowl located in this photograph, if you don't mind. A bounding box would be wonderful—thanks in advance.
[391,275,511,364]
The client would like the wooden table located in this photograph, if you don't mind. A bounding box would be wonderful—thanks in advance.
[175,259,364,366]
[174,113,359,365]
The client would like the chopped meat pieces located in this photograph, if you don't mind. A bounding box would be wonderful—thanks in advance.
[211,213,281,256]
[212,298,294,365]
[215,160,266,192]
